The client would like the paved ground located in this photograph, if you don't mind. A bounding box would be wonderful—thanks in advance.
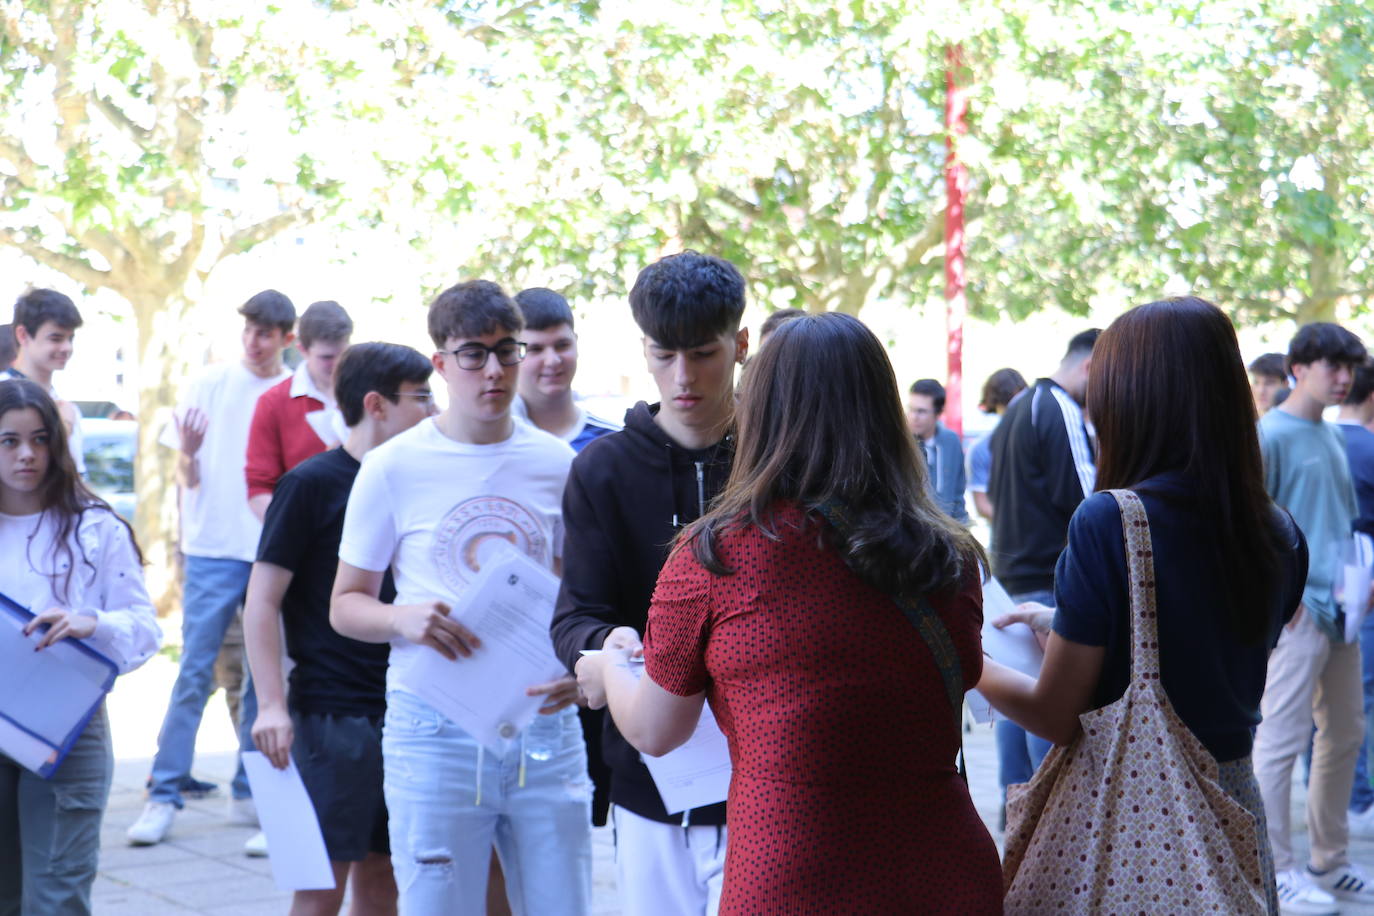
[93,648,1374,914]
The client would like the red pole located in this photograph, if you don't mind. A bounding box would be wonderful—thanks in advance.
[944,44,969,437]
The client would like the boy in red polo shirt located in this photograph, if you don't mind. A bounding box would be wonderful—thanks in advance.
[246,300,353,520]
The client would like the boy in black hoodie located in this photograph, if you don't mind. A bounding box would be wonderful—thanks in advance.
[551,251,747,915]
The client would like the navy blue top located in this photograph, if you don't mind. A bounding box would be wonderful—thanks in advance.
[1052,473,1307,762]
[1339,421,1374,533]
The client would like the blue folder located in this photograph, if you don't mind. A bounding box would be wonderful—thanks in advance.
[0,591,118,778]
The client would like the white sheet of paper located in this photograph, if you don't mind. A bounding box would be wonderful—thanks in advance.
[397,545,567,753]
[1344,563,1373,643]
[241,752,335,891]
[0,607,114,773]
[643,701,733,815]
[612,661,731,813]
[967,578,1045,723]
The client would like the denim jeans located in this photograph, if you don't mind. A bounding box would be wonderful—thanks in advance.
[997,589,1056,793]
[0,704,113,916]
[148,555,257,806]
[383,690,592,915]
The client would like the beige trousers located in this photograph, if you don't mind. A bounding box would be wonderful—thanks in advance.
[1253,609,1365,872]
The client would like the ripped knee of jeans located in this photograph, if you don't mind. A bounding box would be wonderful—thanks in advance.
[415,849,453,867]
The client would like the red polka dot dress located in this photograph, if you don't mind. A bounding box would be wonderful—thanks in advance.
[644,505,1002,914]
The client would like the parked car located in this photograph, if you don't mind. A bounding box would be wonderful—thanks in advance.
[81,417,137,523]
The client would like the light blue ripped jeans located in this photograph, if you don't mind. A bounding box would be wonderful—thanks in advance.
[383,689,592,915]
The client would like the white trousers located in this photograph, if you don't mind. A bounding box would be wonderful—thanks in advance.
[612,805,727,916]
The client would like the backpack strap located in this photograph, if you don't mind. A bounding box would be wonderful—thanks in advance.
[815,501,967,777]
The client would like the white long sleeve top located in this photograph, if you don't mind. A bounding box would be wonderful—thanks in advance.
[1,505,162,674]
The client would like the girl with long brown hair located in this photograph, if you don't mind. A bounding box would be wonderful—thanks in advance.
[0,379,160,914]
[977,297,1308,914]
[578,312,1001,913]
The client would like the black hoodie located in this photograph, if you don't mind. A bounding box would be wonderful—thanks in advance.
[550,401,732,826]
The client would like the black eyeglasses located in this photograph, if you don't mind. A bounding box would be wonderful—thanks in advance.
[443,341,527,370]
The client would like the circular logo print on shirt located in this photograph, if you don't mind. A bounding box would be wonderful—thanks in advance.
[432,496,549,593]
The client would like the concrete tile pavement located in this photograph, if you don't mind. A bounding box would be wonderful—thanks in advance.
[96,650,1374,914]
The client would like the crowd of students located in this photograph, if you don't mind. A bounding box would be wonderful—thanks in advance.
[3,256,1374,915]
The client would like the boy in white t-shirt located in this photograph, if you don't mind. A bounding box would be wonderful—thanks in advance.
[4,288,87,475]
[332,280,591,914]
[127,290,296,847]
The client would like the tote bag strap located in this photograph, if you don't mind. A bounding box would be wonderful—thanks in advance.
[814,501,966,747]
[1104,489,1162,683]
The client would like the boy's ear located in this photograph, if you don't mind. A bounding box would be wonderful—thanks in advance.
[734,327,750,365]
[361,390,386,420]
[13,324,30,348]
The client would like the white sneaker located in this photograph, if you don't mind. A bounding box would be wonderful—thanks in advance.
[226,796,258,827]
[1349,804,1374,839]
[126,801,176,846]
[1276,868,1338,915]
[243,831,268,857]
[1310,861,1374,901]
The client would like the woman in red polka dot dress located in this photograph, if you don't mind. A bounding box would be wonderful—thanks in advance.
[579,313,1002,914]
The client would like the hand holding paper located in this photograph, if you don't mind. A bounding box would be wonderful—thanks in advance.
[968,579,1046,724]
[396,544,567,752]
[391,599,479,660]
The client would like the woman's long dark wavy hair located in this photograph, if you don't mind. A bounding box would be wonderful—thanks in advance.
[685,312,985,602]
[1090,297,1280,645]
[0,379,143,602]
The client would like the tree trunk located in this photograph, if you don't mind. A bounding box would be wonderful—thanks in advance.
[1298,247,1346,325]
[131,289,193,615]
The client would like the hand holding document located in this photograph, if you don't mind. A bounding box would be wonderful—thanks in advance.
[968,578,1045,724]
[397,544,567,753]
[241,752,334,891]
[588,651,733,813]
[0,592,117,777]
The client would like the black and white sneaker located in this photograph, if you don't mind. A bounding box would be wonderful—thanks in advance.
[1309,861,1374,903]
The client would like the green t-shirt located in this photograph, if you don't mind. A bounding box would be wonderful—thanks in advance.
[1259,408,1358,640]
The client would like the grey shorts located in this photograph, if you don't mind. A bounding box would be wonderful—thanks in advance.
[292,710,389,862]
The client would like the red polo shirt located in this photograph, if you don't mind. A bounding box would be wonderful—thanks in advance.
[245,370,336,498]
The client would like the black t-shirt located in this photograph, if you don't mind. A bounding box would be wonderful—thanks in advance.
[257,447,393,717]
[1052,472,1307,762]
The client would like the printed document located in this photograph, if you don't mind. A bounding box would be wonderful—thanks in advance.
[398,544,567,752]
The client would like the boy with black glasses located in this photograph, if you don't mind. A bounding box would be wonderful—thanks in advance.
[331,281,590,915]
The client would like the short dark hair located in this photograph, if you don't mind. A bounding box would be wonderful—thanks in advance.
[238,289,296,333]
[427,280,522,348]
[334,341,433,427]
[514,288,575,332]
[1247,352,1288,382]
[759,308,805,341]
[14,288,82,337]
[1288,322,1366,370]
[297,300,353,349]
[909,378,946,414]
[0,324,15,368]
[628,251,746,349]
[979,368,1027,413]
[1063,328,1101,362]
[1347,359,1374,407]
